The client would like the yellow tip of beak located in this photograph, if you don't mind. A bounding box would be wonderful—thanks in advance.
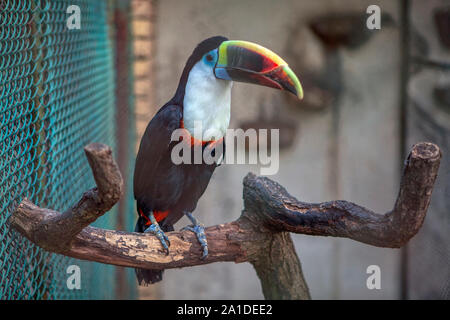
[283,65,304,100]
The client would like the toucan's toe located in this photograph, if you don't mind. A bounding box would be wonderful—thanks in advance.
[182,224,208,259]
[144,223,170,255]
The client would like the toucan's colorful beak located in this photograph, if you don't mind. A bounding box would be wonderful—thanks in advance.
[214,40,303,99]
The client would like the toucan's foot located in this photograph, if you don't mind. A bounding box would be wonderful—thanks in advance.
[182,224,208,259]
[144,223,170,255]
[182,212,208,259]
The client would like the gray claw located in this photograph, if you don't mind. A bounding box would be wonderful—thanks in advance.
[182,224,208,259]
[144,223,170,255]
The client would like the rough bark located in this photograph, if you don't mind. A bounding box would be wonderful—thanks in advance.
[8,142,441,299]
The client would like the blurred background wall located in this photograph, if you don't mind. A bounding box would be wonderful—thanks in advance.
[7,0,448,300]
[131,0,449,299]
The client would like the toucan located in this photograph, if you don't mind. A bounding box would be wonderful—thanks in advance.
[133,36,303,285]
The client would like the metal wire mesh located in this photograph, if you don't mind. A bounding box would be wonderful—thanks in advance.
[0,0,120,299]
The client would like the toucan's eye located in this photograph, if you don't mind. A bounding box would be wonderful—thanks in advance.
[203,49,217,66]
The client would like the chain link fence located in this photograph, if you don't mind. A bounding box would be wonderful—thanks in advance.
[0,0,136,299]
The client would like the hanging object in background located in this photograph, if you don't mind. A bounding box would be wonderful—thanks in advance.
[293,12,397,111]
[434,7,450,50]
[281,12,394,112]
[309,13,395,50]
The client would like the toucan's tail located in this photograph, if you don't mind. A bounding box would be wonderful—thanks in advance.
[134,216,173,285]
[135,266,163,285]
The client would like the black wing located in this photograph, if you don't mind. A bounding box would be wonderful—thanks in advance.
[133,104,182,210]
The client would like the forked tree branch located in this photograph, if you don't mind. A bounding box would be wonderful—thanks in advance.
[8,142,441,299]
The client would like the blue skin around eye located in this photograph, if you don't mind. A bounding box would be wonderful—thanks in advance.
[203,49,218,67]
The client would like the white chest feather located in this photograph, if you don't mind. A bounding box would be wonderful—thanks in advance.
[183,61,232,141]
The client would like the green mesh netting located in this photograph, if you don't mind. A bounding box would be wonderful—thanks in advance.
[0,0,126,299]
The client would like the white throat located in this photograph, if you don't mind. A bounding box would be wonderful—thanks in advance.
[183,61,232,141]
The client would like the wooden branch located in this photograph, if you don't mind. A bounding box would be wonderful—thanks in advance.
[9,143,123,253]
[242,142,441,248]
[8,142,440,299]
